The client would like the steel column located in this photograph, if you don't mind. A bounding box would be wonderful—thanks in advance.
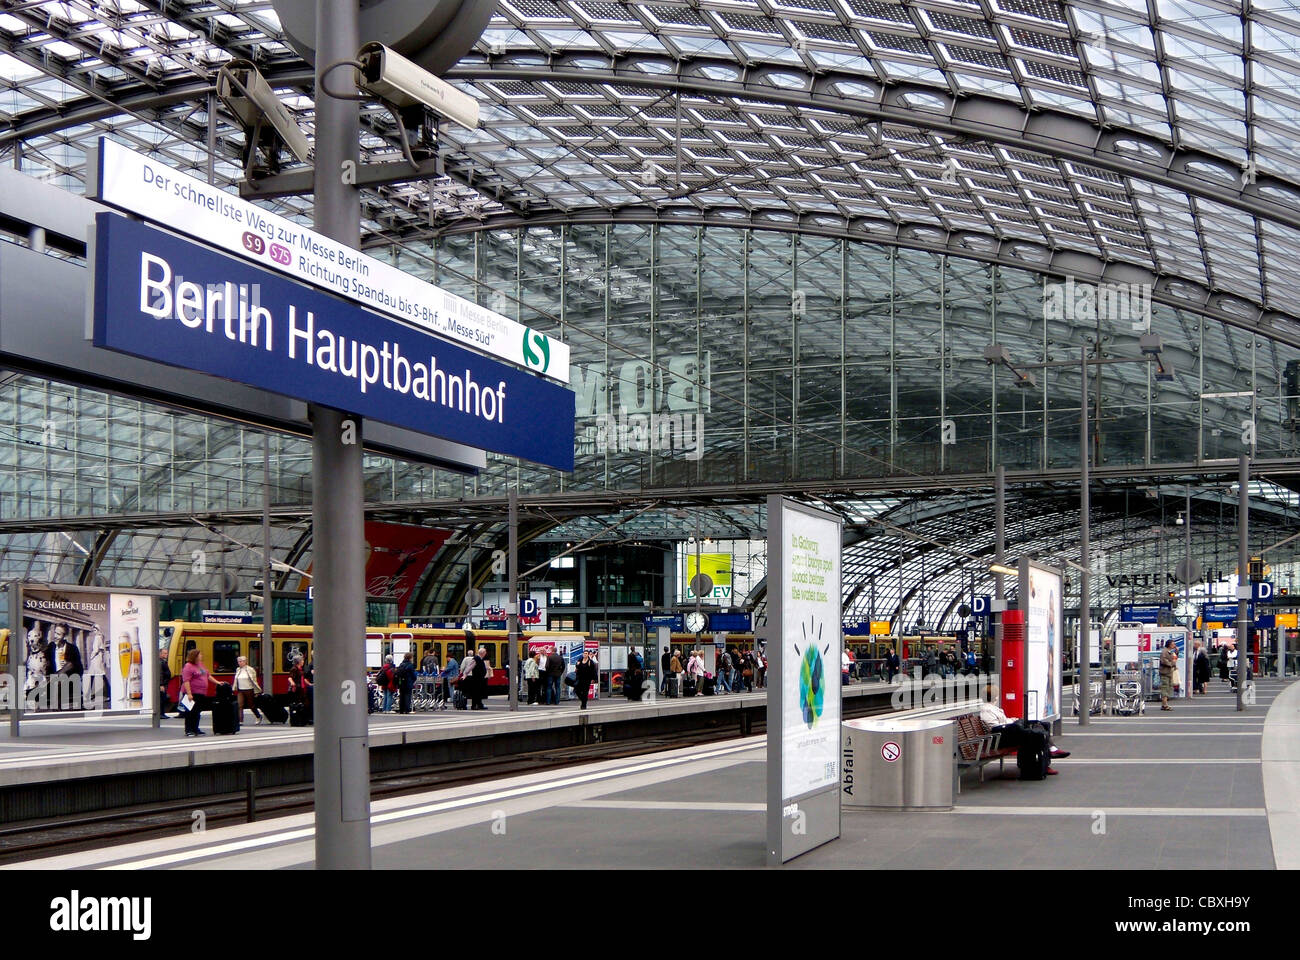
[311,0,370,869]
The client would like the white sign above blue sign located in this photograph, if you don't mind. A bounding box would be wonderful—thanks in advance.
[88,138,569,383]
[90,213,575,471]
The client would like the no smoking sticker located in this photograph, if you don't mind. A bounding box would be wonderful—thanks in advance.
[881,741,901,762]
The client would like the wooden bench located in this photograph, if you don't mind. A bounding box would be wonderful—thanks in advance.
[954,713,1017,791]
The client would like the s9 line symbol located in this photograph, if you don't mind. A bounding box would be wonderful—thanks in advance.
[241,231,266,255]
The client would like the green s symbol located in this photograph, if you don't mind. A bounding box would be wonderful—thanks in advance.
[523,330,551,373]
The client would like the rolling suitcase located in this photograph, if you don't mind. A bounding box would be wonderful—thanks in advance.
[683,676,697,697]
[701,677,715,696]
[453,689,468,710]
[1016,723,1049,781]
[257,693,287,724]
[212,698,241,735]
[665,677,678,698]
[289,701,311,727]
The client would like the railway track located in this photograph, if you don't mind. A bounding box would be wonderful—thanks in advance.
[0,696,892,864]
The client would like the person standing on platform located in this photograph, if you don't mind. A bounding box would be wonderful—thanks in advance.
[885,646,901,684]
[395,652,416,714]
[421,647,438,675]
[1159,639,1179,711]
[232,655,264,725]
[686,649,704,696]
[289,653,310,706]
[1218,645,1230,683]
[1193,640,1211,695]
[545,647,565,705]
[660,646,673,695]
[717,648,733,694]
[573,648,598,710]
[740,650,756,692]
[375,655,396,712]
[756,644,768,688]
[443,652,460,704]
[469,646,489,710]
[625,647,644,701]
[159,649,173,718]
[524,649,541,704]
[180,648,221,737]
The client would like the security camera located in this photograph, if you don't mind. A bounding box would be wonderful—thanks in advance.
[357,42,479,131]
[217,59,311,173]
[1139,332,1164,356]
[983,343,1012,365]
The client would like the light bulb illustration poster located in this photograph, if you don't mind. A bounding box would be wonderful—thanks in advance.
[1023,565,1062,722]
[781,506,842,799]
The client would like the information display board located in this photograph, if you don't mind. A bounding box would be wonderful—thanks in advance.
[1019,559,1063,723]
[766,496,842,865]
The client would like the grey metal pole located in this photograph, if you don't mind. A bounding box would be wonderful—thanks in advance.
[507,488,519,713]
[994,464,1005,697]
[1237,452,1249,713]
[1185,485,1192,694]
[262,434,274,700]
[1079,345,1091,726]
[311,0,370,869]
[8,582,21,737]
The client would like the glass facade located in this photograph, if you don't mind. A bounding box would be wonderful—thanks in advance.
[409,224,1300,494]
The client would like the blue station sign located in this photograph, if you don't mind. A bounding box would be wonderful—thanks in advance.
[90,214,575,471]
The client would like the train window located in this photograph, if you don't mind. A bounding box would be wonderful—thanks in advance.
[446,642,465,663]
[282,641,309,670]
[211,641,241,673]
[479,643,496,667]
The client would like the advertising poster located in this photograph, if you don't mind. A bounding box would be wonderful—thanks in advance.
[526,637,598,699]
[1021,562,1062,723]
[684,553,734,603]
[19,586,155,713]
[361,522,450,615]
[780,505,842,800]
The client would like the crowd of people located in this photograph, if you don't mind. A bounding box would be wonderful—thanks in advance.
[658,644,766,696]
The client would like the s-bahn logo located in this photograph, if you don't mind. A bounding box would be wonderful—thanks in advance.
[522,329,551,374]
[1044,277,1152,331]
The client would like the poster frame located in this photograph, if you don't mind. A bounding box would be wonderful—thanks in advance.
[765,495,843,866]
[4,582,167,735]
[1018,557,1064,725]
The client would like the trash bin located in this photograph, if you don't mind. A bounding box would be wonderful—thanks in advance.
[841,716,954,811]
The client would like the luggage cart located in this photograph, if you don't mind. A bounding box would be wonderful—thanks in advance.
[1071,679,1104,716]
[1112,671,1145,716]
[412,676,442,711]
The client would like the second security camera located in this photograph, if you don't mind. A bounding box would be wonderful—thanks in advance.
[357,42,479,131]
[216,59,311,165]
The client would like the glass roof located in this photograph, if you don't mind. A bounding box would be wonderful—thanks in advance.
[2,0,1300,319]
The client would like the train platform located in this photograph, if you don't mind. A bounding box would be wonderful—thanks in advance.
[9,677,1294,871]
[0,679,899,792]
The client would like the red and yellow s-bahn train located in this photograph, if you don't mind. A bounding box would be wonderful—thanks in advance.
[158,621,587,698]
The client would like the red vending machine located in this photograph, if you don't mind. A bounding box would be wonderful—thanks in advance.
[1001,609,1025,719]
